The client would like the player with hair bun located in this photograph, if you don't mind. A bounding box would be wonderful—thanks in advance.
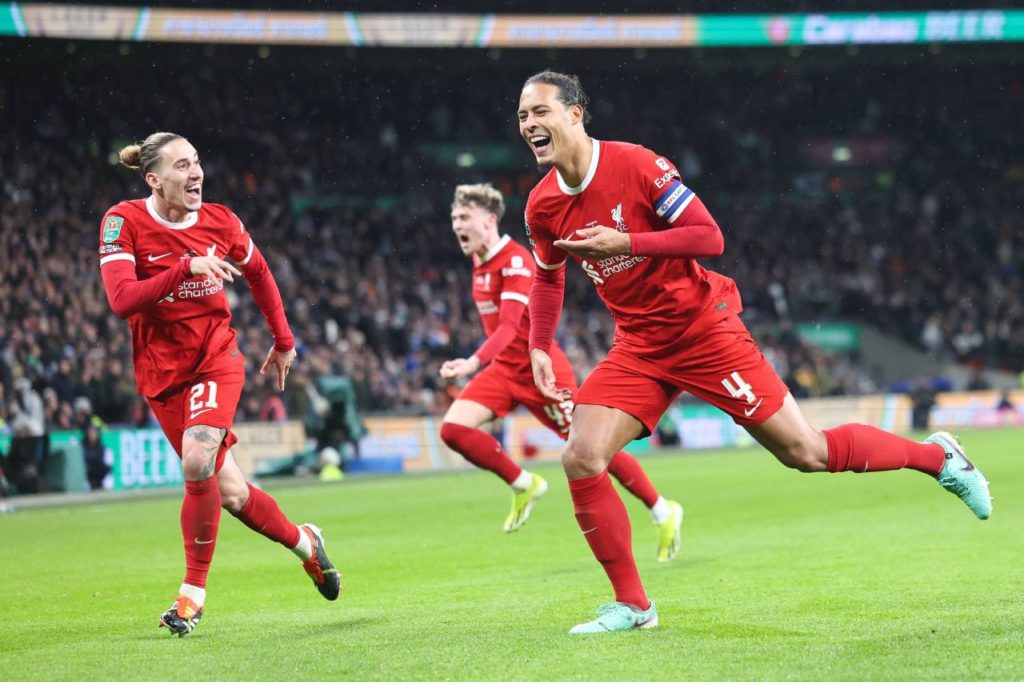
[518,70,992,634]
[440,183,684,558]
[99,132,341,637]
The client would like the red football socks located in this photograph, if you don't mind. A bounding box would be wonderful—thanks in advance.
[568,470,649,610]
[440,422,522,485]
[607,451,660,508]
[181,478,222,588]
[825,424,945,476]
[231,483,301,549]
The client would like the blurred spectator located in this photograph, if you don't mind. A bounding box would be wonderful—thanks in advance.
[996,389,1015,412]
[82,423,111,491]
[7,377,48,493]
[283,366,330,437]
[316,376,367,459]
[259,392,288,422]
[965,368,992,392]
[995,389,1021,427]
[909,380,938,432]
[73,397,106,431]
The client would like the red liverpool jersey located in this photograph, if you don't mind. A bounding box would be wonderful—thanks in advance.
[525,139,741,355]
[471,235,536,376]
[98,196,255,397]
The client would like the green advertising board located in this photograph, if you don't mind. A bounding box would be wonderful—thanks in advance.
[699,11,1023,46]
[795,323,862,352]
[1,427,180,491]
[104,428,182,489]
[661,403,758,450]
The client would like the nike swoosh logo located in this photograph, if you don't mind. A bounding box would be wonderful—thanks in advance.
[744,398,764,417]
[194,538,214,545]
[582,527,598,535]
[189,408,214,420]
[148,252,172,262]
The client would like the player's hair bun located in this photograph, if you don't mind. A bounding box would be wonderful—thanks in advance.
[118,144,142,169]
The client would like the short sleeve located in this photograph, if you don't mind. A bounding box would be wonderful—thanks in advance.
[98,211,135,267]
[634,147,697,227]
[498,252,533,305]
[226,210,255,265]
[524,207,567,271]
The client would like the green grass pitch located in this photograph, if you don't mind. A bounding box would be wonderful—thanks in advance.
[1,428,1021,680]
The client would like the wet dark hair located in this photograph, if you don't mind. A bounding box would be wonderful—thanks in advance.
[118,132,183,176]
[523,70,592,124]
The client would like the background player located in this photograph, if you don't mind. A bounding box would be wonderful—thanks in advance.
[517,71,993,634]
[439,184,684,560]
[99,132,341,636]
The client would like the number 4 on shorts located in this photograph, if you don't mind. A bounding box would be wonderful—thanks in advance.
[721,371,757,404]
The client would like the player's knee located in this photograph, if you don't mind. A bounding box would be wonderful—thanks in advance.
[439,421,464,449]
[773,438,827,473]
[561,437,606,478]
[180,445,217,481]
[219,483,249,512]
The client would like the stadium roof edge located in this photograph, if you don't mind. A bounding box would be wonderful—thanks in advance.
[2,5,1022,48]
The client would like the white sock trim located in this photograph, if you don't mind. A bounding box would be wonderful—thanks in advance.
[179,583,206,607]
[511,470,533,492]
[650,496,671,525]
[291,525,313,561]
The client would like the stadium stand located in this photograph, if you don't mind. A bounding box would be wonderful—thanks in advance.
[1,41,1021,435]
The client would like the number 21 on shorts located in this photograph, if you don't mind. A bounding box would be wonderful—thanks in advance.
[189,381,219,420]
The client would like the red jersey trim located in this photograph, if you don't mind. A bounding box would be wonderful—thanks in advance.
[533,251,566,270]
[100,253,136,266]
[239,237,255,265]
[500,291,529,305]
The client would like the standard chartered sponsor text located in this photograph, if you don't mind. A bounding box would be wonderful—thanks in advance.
[176,276,223,299]
[597,254,647,278]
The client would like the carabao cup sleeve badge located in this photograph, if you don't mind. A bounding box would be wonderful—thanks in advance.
[103,215,125,243]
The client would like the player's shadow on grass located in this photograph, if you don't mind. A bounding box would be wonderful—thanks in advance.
[140,616,378,642]
[679,621,810,638]
[282,616,380,636]
[519,554,712,583]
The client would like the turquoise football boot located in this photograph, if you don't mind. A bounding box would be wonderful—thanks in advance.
[926,431,992,520]
[568,601,658,634]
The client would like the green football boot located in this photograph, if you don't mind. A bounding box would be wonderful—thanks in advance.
[656,501,684,562]
[503,474,548,532]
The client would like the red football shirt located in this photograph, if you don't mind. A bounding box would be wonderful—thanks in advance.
[471,235,536,377]
[525,139,741,355]
[98,197,257,397]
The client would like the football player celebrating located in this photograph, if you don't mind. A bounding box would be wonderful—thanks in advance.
[518,71,992,634]
[98,132,341,637]
[440,183,684,560]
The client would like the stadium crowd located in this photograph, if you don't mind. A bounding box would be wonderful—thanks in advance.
[1,46,1020,438]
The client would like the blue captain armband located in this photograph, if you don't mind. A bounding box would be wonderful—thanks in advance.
[653,180,696,224]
